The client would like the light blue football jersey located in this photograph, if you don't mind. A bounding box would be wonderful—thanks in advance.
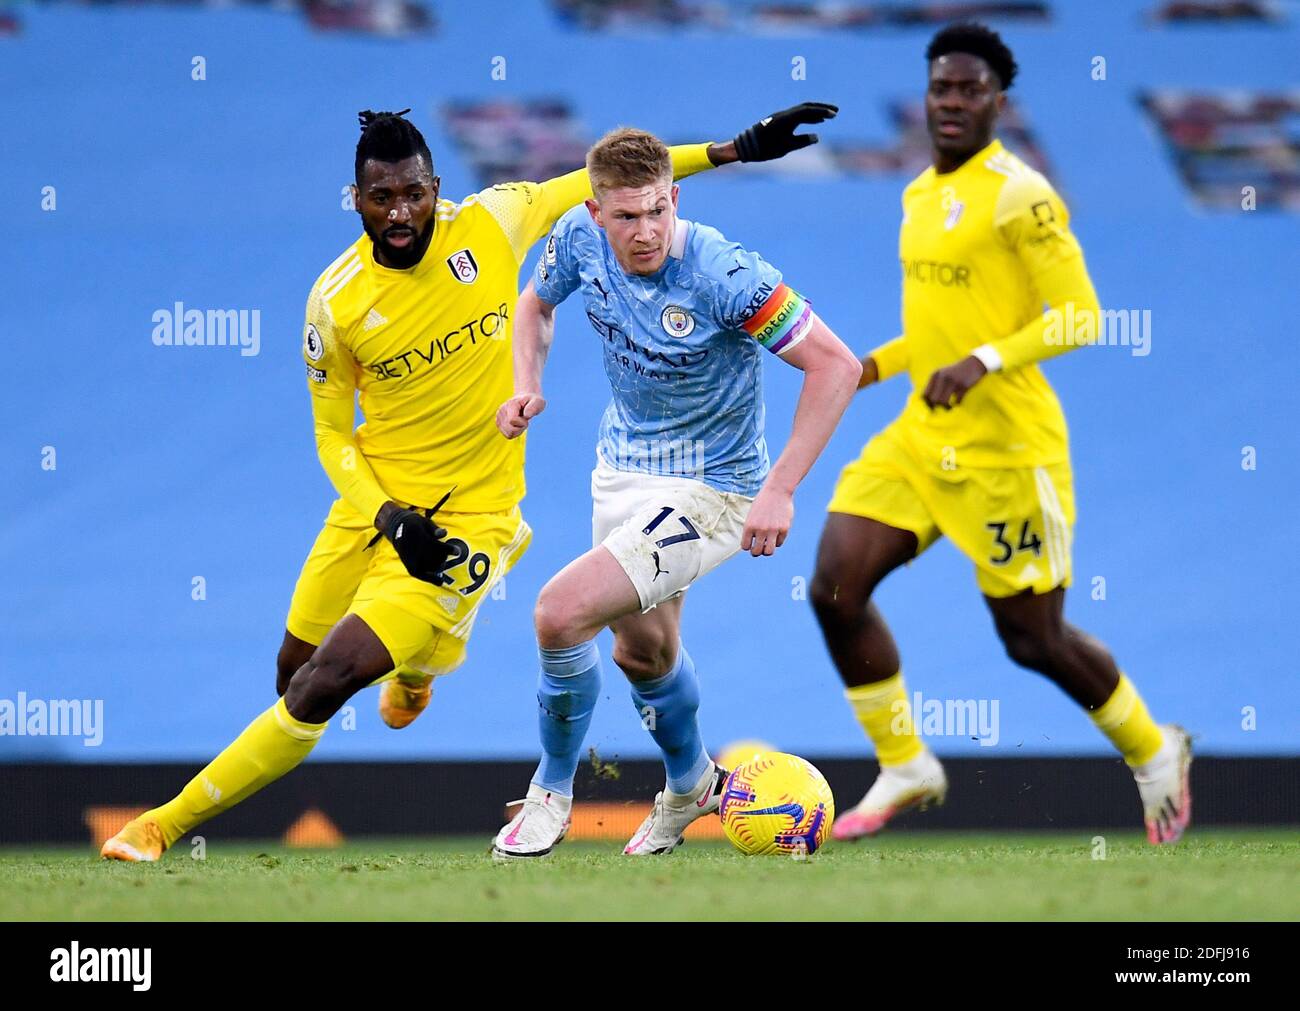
[533,205,814,496]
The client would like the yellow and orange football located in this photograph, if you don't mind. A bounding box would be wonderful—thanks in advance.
[719,752,835,856]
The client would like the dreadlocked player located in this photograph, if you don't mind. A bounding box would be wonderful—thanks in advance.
[102,104,836,861]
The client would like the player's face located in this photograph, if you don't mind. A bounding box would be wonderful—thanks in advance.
[353,155,439,269]
[925,53,1005,162]
[589,179,679,276]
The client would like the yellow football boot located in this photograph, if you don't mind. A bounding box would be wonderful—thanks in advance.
[379,673,434,730]
[100,817,166,862]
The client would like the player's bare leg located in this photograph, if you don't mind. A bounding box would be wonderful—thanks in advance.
[810,513,916,688]
[608,595,683,682]
[276,630,316,696]
[983,587,1118,708]
[810,513,947,840]
[985,588,1191,844]
[533,544,644,648]
[103,617,394,861]
[279,619,429,728]
[283,615,395,722]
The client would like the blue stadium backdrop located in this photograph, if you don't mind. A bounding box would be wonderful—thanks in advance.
[2,1,1297,768]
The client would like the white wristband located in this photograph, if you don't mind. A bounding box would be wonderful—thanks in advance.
[971,343,1003,373]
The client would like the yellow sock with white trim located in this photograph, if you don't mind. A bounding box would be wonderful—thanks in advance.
[1088,673,1163,767]
[147,698,327,847]
[845,672,924,767]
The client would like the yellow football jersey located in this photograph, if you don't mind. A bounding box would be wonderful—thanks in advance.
[302,146,716,521]
[873,139,1100,470]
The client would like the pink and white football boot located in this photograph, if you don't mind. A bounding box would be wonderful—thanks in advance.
[832,748,947,841]
[491,783,572,861]
[1134,724,1193,845]
[624,763,727,856]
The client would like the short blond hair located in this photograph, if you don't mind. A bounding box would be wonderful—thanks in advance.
[586,127,672,198]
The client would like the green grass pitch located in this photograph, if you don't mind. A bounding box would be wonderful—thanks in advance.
[3,830,1295,921]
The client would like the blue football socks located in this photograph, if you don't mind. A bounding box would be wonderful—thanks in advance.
[532,640,602,797]
[629,645,711,794]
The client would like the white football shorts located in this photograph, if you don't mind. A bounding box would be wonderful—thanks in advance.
[591,460,754,612]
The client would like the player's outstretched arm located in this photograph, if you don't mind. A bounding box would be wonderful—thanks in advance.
[727,102,839,163]
[742,316,862,556]
[516,103,841,254]
[496,280,553,440]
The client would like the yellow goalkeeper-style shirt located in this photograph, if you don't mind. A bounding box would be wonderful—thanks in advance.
[869,139,1101,470]
[303,145,717,521]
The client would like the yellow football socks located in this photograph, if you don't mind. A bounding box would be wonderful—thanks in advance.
[1089,673,1163,767]
[148,698,328,847]
[845,672,924,767]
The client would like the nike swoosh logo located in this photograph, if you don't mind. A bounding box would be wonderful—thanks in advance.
[697,771,719,807]
[744,801,805,822]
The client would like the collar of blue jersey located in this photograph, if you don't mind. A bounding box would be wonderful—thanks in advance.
[668,217,691,260]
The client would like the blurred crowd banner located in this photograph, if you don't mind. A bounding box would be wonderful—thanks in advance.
[1141,90,1300,211]
[441,97,1053,186]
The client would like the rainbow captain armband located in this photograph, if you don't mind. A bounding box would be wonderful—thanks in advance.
[741,283,814,355]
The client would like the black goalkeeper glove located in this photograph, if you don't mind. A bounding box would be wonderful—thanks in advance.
[383,508,453,584]
[733,102,839,163]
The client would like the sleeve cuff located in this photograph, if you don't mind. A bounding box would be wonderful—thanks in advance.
[971,343,1003,373]
[668,143,717,180]
[866,335,908,382]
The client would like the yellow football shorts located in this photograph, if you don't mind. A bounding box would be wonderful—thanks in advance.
[827,422,1075,598]
[285,497,531,680]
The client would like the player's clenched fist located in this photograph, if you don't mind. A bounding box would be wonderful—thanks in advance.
[741,485,795,557]
[496,394,547,439]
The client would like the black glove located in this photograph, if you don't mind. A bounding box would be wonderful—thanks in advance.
[383,508,453,584]
[733,102,838,163]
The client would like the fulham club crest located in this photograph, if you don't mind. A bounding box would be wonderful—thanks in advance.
[660,305,695,338]
[447,248,479,284]
[941,185,965,231]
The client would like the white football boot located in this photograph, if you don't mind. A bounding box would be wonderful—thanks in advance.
[1134,724,1193,845]
[491,783,572,862]
[832,747,948,841]
[624,762,727,856]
